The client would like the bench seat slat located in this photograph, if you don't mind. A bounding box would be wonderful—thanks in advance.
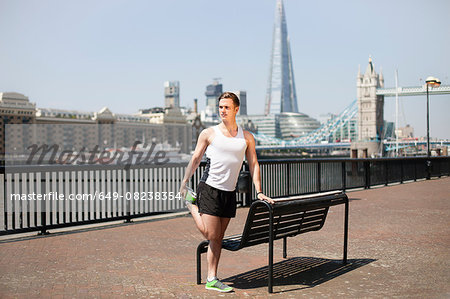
[244,236,270,247]
[273,202,332,216]
[252,201,333,220]
[246,225,270,238]
[237,219,329,249]
[275,222,324,237]
[275,212,328,228]
[245,219,325,243]
[251,209,328,228]
[252,211,270,221]
[247,213,327,237]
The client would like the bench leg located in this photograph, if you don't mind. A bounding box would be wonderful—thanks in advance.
[268,218,274,293]
[196,245,202,284]
[268,238,273,293]
[283,237,287,259]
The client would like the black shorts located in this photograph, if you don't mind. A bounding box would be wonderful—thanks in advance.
[197,181,236,218]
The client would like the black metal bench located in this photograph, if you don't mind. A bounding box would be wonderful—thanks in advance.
[196,191,349,293]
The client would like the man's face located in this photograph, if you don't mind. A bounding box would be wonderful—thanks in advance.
[219,98,239,121]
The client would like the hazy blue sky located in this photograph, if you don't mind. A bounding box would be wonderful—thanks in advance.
[1,0,449,138]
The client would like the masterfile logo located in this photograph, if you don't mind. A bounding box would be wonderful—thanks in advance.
[4,124,181,169]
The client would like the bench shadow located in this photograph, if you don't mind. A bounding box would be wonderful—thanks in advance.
[223,256,375,293]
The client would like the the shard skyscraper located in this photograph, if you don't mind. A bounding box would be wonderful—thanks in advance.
[265,0,299,115]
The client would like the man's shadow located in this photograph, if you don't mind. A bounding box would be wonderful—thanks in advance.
[223,256,375,293]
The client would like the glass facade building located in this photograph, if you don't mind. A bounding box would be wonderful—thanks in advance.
[205,81,222,120]
[239,112,320,141]
[265,0,299,115]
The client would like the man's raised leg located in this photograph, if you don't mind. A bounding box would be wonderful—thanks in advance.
[186,202,207,238]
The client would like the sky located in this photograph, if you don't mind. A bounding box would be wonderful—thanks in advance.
[1,0,449,139]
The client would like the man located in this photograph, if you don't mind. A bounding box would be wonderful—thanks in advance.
[180,92,274,293]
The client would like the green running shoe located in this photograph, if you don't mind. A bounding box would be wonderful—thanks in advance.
[185,185,197,204]
[205,278,233,293]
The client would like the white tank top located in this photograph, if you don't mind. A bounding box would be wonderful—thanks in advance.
[201,125,247,191]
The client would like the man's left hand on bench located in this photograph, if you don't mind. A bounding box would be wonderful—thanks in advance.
[257,192,275,204]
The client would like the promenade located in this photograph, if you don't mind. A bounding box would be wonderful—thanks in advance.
[1,177,449,298]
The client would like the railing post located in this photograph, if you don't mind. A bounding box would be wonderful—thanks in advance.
[414,159,417,181]
[341,161,346,191]
[1,169,5,231]
[437,158,442,178]
[447,158,450,176]
[38,171,49,235]
[426,159,431,180]
[124,168,132,223]
[385,160,389,186]
[317,162,321,193]
[286,162,290,196]
[364,160,370,189]
[400,159,404,184]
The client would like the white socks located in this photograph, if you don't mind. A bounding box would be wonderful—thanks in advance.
[207,276,218,282]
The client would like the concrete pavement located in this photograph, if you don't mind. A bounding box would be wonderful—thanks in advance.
[1,177,449,298]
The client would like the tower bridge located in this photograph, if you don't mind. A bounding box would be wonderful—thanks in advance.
[377,85,450,97]
[254,56,449,156]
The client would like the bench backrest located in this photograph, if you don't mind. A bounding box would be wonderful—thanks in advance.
[239,192,347,249]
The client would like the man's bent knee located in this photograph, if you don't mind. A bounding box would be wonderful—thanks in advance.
[205,231,223,243]
[207,235,223,243]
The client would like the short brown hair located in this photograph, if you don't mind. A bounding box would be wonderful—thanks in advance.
[218,92,240,107]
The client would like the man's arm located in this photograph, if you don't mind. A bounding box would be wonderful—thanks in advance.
[179,128,212,196]
[244,131,274,204]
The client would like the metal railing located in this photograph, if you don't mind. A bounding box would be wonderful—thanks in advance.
[257,156,449,198]
[1,163,189,235]
[1,156,449,235]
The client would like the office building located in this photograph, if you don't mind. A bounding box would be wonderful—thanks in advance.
[234,91,247,116]
[265,0,299,115]
[203,80,222,123]
[164,81,180,108]
[1,93,192,157]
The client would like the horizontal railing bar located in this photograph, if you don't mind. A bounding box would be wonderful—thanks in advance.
[256,156,449,164]
[1,162,189,174]
[1,156,448,174]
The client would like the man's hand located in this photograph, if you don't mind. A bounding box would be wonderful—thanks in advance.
[257,192,274,204]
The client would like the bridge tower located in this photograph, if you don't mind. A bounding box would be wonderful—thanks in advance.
[352,57,385,157]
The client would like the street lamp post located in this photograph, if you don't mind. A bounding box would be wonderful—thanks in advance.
[425,76,441,179]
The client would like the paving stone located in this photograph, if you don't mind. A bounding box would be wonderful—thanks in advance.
[0,177,449,298]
